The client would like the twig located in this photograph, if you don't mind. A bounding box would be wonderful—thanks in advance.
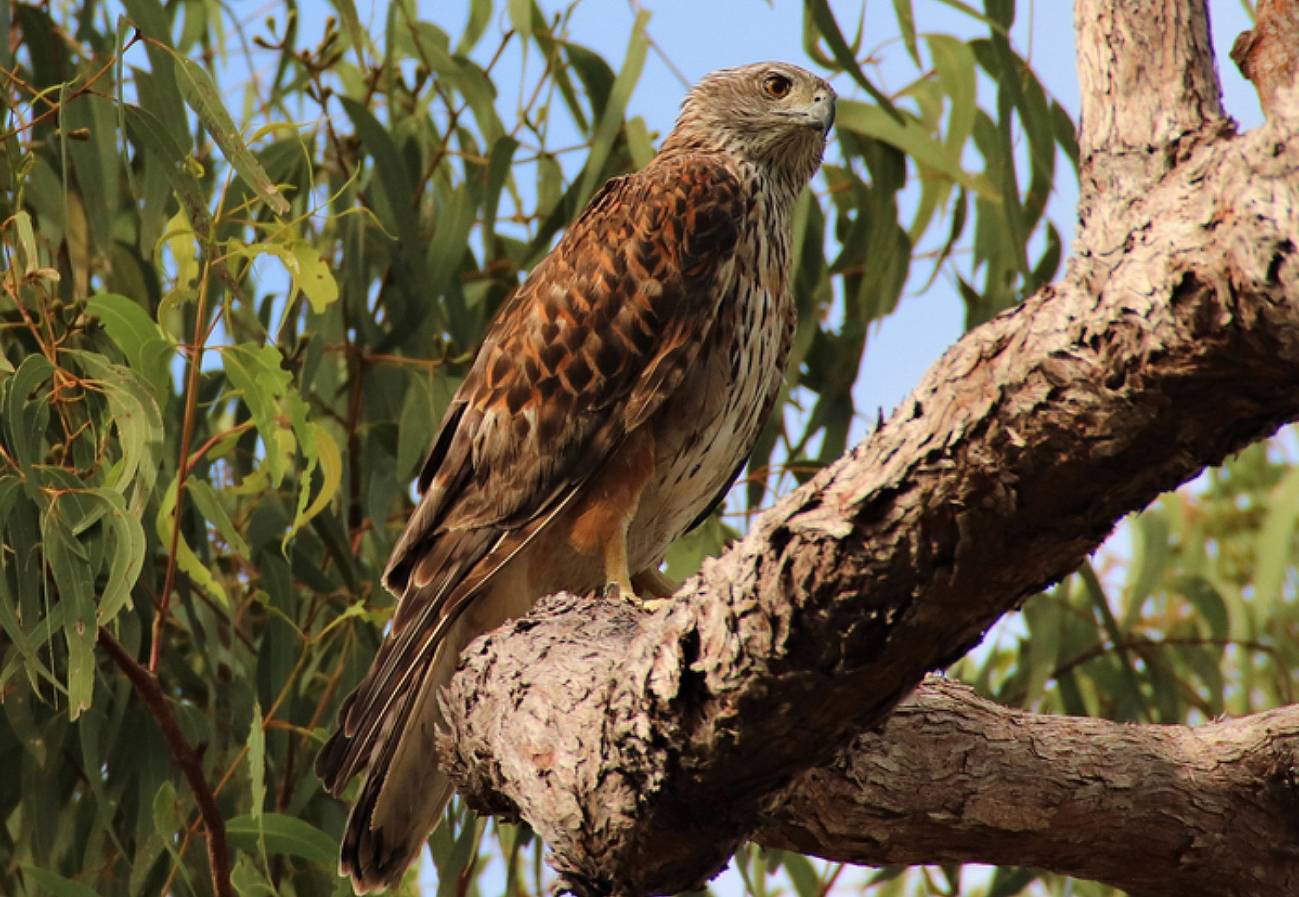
[184,420,255,476]
[96,628,232,897]
[151,253,216,673]
[0,36,138,141]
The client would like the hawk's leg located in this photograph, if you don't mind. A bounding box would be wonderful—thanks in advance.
[567,427,661,608]
[599,521,637,602]
[599,508,673,611]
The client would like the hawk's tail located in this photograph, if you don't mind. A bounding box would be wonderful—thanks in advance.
[336,611,475,893]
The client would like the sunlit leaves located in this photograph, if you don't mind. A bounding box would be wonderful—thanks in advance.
[229,238,341,316]
[574,10,650,208]
[285,396,344,548]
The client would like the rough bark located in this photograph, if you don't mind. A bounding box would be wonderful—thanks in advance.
[438,2,1299,896]
[756,677,1299,897]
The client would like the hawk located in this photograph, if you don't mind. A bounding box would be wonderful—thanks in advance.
[317,61,835,893]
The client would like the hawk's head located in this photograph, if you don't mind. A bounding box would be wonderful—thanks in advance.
[664,61,835,190]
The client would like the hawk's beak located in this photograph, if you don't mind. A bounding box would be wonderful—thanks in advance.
[811,91,836,136]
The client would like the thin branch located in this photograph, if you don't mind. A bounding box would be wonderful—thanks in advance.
[151,248,217,673]
[96,628,232,897]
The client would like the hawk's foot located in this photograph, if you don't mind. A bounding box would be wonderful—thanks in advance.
[601,580,634,603]
[601,580,671,611]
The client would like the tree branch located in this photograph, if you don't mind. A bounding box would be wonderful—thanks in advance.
[436,3,1299,895]
[1231,0,1299,120]
[755,678,1299,897]
[96,628,233,897]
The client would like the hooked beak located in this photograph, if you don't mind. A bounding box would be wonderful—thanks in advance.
[810,90,836,136]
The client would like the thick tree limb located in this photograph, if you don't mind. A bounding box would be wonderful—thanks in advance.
[438,2,1299,895]
[756,677,1299,897]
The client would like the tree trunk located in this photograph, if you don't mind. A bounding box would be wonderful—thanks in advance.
[439,2,1299,895]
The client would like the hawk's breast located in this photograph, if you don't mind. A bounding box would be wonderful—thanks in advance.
[630,193,794,567]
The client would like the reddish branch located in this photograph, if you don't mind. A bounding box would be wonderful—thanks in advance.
[150,268,214,674]
[97,628,232,897]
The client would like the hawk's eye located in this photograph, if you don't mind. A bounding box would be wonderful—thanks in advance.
[763,74,793,99]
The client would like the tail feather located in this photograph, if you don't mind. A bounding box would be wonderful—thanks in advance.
[315,528,501,797]
[330,560,534,893]
[319,503,563,892]
[338,625,463,893]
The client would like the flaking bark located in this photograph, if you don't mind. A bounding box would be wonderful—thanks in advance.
[438,2,1299,895]
[757,678,1299,897]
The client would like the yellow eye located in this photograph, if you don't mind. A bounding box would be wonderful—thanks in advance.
[763,74,792,99]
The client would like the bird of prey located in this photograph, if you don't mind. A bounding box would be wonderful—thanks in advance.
[317,61,835,893]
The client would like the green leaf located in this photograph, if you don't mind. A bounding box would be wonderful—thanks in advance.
[2,352,53,473]
[157,206,201,330]
[170,53,289,215]
[926,35,977,155]
[65,92,119,256]
[508,0,532,38]
[42,499,97,718]
[436,812,483,897]
[284,396,343,548]
[1178,574,1230,639]
[575,10,649,208]
[155,474,229,607]
[123,103,211,237]
[231,854,277,897]
[0,481,61,693]
[425,182,476,307]
[85,292,174,402]
[12,209,40,272]
[21,866,102,897]
[986,866,1038,897]
[189,478,251,558]
[836,100,995,200]
[396,374,437,479]
[63,350,164,515]
[248,701,266,822]
[1079,563,1149,721]
[891,0,919,65]
[460,0,493,52]
[290,241,340,313]
[1255,464,1299,619]
[230,239,340,319]
[226,814,338,867]
[87,488,147,626]
[223,342,294,486]
[1123,511,1170,628]
[805,0,901,120]
[780,852,823,897]
[338,94,427,318]
[329,0,370,67]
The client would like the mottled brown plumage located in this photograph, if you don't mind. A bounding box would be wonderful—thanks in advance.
[317,61,834,893]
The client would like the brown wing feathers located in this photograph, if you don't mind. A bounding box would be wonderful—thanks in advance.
[315,152,745,819]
